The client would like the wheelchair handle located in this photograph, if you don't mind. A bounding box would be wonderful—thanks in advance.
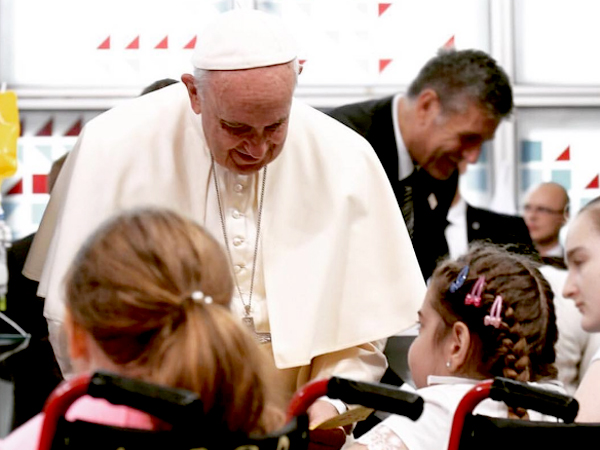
[87,371,205,424]
[287,377,423,421]
[490,377,578,423]
[38,371,207,450]
[448,378,579,450]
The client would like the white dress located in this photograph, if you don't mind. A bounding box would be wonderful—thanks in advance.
[358,375,564,450]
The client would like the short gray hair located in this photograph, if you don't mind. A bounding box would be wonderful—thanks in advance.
[407,49,513,120]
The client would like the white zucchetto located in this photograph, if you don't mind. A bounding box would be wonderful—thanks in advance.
[192,9,298,71]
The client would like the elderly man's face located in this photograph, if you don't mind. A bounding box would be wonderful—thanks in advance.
[523,184,568,247]
[183,64,295,174]
[414,96,500,180]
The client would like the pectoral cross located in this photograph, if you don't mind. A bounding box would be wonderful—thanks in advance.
[243,306,271,344]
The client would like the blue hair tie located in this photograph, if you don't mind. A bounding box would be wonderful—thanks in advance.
[449,265,469,293]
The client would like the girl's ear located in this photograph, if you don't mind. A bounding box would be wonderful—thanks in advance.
[446,321,471,373]
[414,88,442,127]
[65,309,90,362]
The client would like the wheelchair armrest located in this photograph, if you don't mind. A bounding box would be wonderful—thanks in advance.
[88,371,205,424]
[327,377,423,421]
[490,377,579,423]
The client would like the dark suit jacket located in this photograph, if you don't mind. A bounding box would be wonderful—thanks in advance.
[328,97,457,280]
[466,204,534,252]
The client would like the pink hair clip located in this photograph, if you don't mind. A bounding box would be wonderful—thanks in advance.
[465,276,485,307]
[484,295,503,328]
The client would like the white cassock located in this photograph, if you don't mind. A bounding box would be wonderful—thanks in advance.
[24,83,426,394]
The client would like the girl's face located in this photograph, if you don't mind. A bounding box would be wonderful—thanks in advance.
[408,291,452,388]
[563,211,600,332]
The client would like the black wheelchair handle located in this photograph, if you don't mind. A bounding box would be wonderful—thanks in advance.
[327,377,424,421]
[88,371,205,424]
[491,377,579,423]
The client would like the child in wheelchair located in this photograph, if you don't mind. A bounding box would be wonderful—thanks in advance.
[0,208,285,449]
[352,244,564,450]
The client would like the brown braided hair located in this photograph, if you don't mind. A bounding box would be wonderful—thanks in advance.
[429,244,558,419]
[65,208,285,434]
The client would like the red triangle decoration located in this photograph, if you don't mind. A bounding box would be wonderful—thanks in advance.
[64,119,83,137]
[378,3,391,16]
[155,36,168,49]
[36,119,53,136]
[586,175,599,189]
[98,36,110,50]
[379,59,392,73]
[126,36,140,50]
[443,35,455,50]
[556,146,570,161]
[299,59,306,66]
[7,179,23,195]
[184,36,196,49]
[33,174,48,194]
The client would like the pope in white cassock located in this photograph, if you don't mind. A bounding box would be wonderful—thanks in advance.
[23,8,426,438]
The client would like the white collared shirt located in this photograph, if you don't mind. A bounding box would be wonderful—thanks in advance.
[545,243,564,258]
[445,197,469,259]
[358,375,564,450]
[392,94,414,182]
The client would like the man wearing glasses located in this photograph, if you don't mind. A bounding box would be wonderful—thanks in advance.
[523,182,570,258]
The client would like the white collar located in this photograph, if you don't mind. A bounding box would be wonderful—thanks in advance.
[427,375,482,386]
[392,94,415,182]
[447,197,467,225]
[544,243,564,258]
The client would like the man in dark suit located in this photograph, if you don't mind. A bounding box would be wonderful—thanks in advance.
[467,204,533,248]
[446,194,534,259]
[328,49,513,280]
[445,160,534,258]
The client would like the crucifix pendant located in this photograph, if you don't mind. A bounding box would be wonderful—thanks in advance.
[242,314,272,344]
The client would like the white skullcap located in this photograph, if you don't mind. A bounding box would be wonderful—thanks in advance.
[192,9,297,70]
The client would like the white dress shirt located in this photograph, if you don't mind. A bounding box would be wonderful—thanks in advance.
[545,243,564,258]
[392,94,414,182]
[445,197,469,259]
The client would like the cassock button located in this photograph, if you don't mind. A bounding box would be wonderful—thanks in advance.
[234,264,245,273]
[234,184,244,193]
[233,237,244,247]
[472,222,481,230]
[232,210,242,219]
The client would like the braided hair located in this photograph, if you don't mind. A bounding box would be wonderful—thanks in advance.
[429,244,558,418]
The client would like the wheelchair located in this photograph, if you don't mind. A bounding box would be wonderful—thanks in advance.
[37,371,424,450]
[447,377,600,450]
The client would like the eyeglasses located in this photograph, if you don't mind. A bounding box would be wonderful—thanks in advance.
[523,204,565,216]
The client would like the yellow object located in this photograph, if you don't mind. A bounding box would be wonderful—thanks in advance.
[311,406,374,430]
[0,90,19,181]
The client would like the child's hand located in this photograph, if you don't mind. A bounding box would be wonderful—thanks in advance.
[307,400,347,450]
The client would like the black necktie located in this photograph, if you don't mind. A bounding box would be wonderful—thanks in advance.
[400,169,422,239]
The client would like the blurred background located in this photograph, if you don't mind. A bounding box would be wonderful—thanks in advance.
[0,0,599,240]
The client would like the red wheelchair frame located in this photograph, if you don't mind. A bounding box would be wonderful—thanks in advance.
[446,377,599,450]
[37,371,424,450]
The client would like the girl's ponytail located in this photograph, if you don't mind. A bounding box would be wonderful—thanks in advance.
[65,208,284,434]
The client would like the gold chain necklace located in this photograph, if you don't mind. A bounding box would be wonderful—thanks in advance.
[212,159,271,343]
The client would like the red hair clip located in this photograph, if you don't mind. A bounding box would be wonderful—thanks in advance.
[484,295,503,328]
[465,276,485,307]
